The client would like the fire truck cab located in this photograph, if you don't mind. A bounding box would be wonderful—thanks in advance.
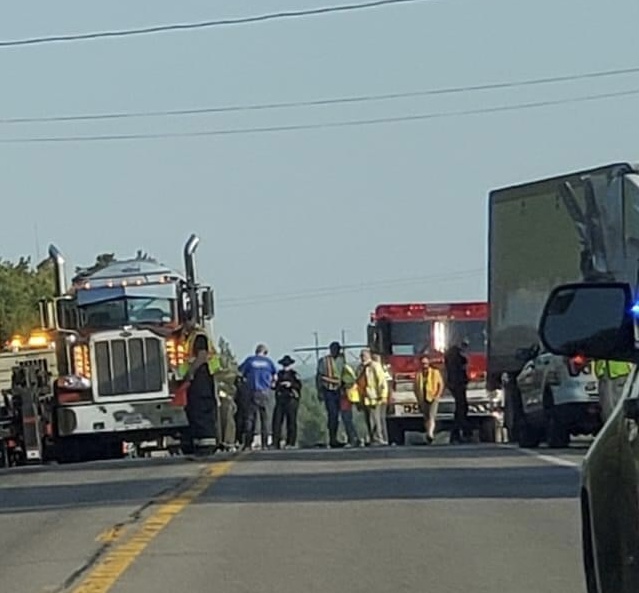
[367,302,503,445]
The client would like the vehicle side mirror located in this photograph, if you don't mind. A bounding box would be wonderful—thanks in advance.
[201,288,214,319]
[539,282,637,362]
[623,398,639,421]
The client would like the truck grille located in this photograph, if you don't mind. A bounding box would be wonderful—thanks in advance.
[94,337,164,396]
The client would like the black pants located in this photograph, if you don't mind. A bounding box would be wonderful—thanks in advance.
[450,385,470,442]
[245,390,271,448]
[272,396,299,447]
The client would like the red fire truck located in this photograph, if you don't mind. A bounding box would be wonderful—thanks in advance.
[367,301,503,445]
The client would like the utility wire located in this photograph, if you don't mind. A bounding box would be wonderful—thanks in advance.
[0,0,429,48]
[4,65,639,125]
[1,87,638,144]
[218,268,484,308]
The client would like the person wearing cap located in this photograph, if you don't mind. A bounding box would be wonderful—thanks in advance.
[238,344,278,450]
[316,341,347,448]
[273,355,303,449]
[413,353,444,444]
[444,337,471,444]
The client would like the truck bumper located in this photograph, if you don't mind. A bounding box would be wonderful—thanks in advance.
[56,400,189,438]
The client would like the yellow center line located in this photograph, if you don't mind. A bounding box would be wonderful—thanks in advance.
[72,454,243,593]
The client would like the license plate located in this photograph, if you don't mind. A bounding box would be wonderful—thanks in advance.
[394,403,420,416]
[123,413,144,426]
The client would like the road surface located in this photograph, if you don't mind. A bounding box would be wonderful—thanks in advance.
[0,444,587,593]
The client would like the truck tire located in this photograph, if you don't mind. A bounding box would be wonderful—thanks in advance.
[387,420,405,446]
[479,417,497,443]
[504,379,523,442]
[547,413,570,448]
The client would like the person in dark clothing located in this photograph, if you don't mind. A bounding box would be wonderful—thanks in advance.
[233,374,249,447]
[272,355,303,449]
[185,334,218,455]
[444,338,471,444]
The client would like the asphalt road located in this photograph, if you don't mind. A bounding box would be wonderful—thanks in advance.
[0,443,587,593]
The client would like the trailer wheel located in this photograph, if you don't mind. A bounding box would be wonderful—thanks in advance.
[479,417,497,443]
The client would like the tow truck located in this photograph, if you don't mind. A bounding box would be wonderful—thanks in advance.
[0,234,215,465]
[367,301,503,444]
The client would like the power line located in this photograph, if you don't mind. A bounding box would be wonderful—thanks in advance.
[218,268,484,308]
[0,0,429,48]
[4,65,639,125]
[1,87,638,144]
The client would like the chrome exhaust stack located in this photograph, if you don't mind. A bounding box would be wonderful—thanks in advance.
[183,234,200,285]
[48,244,66,296]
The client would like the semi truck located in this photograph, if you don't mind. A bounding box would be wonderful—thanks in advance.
[367,301,503,444]
[0,234,215,465]
[488,161,639,447]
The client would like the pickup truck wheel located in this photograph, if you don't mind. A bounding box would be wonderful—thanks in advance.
[518,418,541,448]
[479,417,497,443]
[547,413,570,448]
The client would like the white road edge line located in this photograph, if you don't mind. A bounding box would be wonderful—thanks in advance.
[503,444,581,468]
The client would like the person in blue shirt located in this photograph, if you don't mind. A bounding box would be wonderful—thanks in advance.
[238,343,278,450]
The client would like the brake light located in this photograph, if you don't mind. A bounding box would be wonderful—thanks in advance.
[166,338,186,368]
[567,355,588,376]
[73,344,91,379]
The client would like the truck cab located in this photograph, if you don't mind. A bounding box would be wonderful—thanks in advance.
[368,302,503,444]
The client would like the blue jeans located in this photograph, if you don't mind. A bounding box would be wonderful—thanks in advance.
[322,389,358,446]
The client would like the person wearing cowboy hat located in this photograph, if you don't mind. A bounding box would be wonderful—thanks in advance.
[273,354,303,449]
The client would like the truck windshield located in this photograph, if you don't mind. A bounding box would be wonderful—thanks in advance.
[449,319,487,353]
[81,298,175,328]
[386,321,432,355]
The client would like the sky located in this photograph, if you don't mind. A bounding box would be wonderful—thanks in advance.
[1,0,639,366]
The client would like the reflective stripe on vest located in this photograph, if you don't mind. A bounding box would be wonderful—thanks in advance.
[595,360,632,380]
[178,331,221,378]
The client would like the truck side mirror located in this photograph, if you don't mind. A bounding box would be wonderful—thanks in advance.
[201,288,214,320]
[539,282,636,362]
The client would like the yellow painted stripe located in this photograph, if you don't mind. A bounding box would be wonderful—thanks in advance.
[72,457,239,593]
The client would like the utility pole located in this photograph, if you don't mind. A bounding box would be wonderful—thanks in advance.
[294,329,366,363]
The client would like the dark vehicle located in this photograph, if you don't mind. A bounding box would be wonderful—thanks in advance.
[538,281,639,593]
[488,162,639,447]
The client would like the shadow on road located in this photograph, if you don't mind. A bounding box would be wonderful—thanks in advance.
[196,463,579,504]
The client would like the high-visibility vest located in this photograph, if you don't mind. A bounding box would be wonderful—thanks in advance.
[357,361,388,406]
[413,368,444,403]
[342,364,360,403]
[177,330,222,378]
[317,355,345,391]
[594,360,632,380]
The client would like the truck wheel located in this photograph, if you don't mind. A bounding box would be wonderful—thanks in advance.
[479,417,497,443]
[387,421,405,446]
[518,418,541,448]
[547,413,570,448]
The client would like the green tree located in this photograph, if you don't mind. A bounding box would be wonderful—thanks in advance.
[216,336,239,395]
[0,256,54,344]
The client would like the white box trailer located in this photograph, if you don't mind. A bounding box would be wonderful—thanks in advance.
[488,162,639,444]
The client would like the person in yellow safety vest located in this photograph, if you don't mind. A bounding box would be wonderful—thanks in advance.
[372,353,391,445]
[340,361,362,447]
[178,326,222,379]
[316,341,349,448]
[594,359,633,421]
[356,348,389,446]
[179,324,222,455]
[413,353,444,445]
